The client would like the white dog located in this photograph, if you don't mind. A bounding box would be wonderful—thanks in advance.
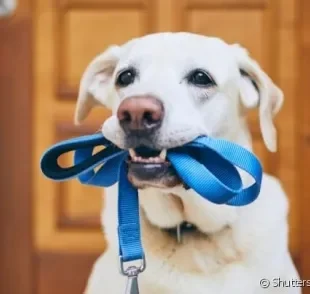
[75,32,300,294]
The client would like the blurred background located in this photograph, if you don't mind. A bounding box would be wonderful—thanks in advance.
[0,0,309,293]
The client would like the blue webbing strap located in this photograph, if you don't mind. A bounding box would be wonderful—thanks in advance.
[40,134,263,262]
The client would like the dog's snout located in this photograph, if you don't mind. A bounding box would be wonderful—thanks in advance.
[117,96,164,135]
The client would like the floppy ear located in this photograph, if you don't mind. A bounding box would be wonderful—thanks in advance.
[74,45,121,124]
[232,44,284,152]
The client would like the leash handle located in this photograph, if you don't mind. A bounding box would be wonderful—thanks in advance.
[40,133,124,182]
[40,133,263,268]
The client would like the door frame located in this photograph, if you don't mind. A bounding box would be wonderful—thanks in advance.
[299,0,310,287]
[0,0,34,294]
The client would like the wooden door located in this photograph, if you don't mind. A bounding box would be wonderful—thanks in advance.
[31,0,307,293]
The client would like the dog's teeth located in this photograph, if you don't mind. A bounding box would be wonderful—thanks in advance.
[159,149,167,160]
[129,148,136,158]
[130,150,168,164]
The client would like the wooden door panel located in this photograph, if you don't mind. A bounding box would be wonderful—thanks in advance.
[63,8,148,89]
[187,10,265,65]
[181,0,267,6]
[56,0,154,98]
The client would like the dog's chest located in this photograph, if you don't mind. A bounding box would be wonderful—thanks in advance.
[138,252,252,294]
[137,232,253,294]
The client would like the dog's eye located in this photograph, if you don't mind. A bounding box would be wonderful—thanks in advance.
[116,68,136,87]
[187,69,215,87]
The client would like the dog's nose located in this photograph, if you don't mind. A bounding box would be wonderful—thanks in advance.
[117,96,164,135]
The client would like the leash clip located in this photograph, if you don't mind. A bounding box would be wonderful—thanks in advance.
[119,256,146,294]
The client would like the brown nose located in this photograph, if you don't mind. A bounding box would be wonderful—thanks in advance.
[117,96,164,135]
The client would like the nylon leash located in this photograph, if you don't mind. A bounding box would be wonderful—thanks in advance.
[40,134,263,293]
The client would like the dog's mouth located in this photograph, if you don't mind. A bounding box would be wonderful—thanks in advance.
[126,147,182,188]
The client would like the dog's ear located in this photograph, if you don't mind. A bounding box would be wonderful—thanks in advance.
[74,45,121,124]
[231,44,284,152]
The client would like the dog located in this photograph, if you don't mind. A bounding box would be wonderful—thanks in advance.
[74,32,300,294]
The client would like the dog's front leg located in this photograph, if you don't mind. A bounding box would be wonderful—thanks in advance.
[217,267,255,294]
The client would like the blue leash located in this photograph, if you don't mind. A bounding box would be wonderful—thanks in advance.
[40,133,262,273]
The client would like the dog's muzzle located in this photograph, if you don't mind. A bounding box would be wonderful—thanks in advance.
[117,95,175,185]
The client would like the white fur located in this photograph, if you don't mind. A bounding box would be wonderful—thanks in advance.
[75,32,299,294]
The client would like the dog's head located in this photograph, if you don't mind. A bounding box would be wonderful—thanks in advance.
[75,32,283,191]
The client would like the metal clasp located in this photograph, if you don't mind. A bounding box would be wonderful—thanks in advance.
[119,256,146,294]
